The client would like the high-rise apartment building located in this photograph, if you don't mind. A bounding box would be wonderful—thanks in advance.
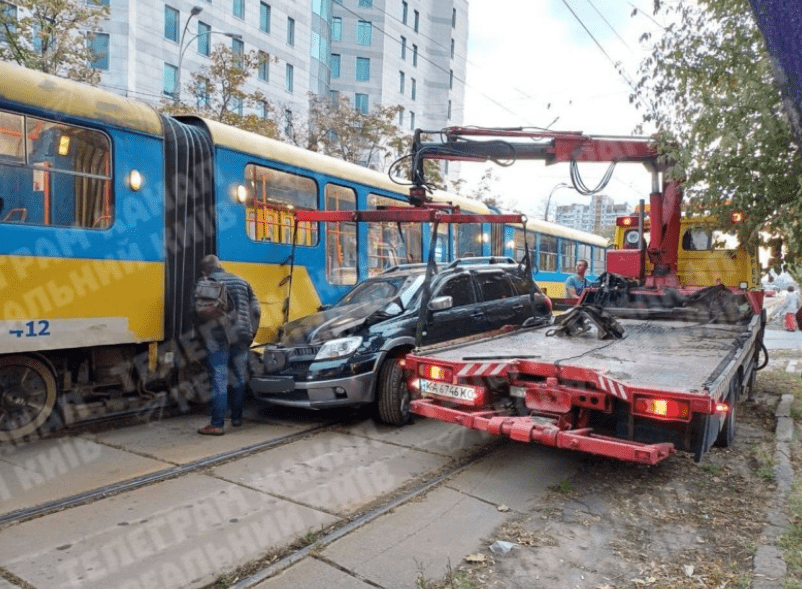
[38,0,468,173]
[555,194,630,234]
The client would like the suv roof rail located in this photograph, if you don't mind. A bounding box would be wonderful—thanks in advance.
[380,262,437,274]
[446,256,517,269]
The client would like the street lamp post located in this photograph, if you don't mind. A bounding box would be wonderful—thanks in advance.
[544,182,573,222]
[175,6,204,102]
[175,25,243,103]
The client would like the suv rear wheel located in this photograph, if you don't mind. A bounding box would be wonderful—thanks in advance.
[376,355,411,425]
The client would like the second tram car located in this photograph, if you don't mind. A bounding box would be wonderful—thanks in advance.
[0,62,606,440]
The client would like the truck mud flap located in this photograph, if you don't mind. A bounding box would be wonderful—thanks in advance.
[411,399,675,465]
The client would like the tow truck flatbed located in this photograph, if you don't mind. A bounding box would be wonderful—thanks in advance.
[414,315,760,400]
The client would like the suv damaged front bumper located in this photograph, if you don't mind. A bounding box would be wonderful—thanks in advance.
[250,370,377,408]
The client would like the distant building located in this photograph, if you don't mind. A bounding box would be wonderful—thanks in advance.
[555,194,629,233]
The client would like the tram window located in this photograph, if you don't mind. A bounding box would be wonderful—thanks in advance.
[367,193,422,275]
[457,222,482,257]
[594,246,606,274]
[539,234,557,272]
[512,228,528,262]
[326,183,357,285]
[0,111,112,228]
[244,163,318,245]
[559,240,576,272]
[578,244,591,265]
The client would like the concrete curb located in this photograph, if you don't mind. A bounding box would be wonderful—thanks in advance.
[752,393,794,589]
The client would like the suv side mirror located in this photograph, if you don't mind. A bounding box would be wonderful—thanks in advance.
[428,296,453,312]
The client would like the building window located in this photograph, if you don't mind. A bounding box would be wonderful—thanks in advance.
[233,0,244,19]
[331,53,340,78]
[452,8,457,27]
[332,16,342,41]
[410,77,416,100]
[412,44,418,66]
[359,0,372,6]
[451,38,455,59]
[198,22,211,56]
[399,71,404,93]
[260,2,271,33]
[409,111,415,130]
[402,1,408,24]
[232,38,243,53]
[258,51,269,81]
[355,93,368,114]
[164,6,179,42]
[400,36,406,59]
[398,109,404,126]
[449,69,453,89]
[163,63,178,96]
[231,96,243,116]
[356,20,371,45]
[196,77,211,108]
[356,57,370,81]
[0,2,17,42]
[413,9,419,32]
[448,99,452,120]
[333,0,341,3]
[88,32,109,70]
[287,17,294,45]
[285,63,294,92]
[261,101,270,119]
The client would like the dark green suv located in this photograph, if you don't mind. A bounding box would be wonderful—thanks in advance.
[250,257,552,424]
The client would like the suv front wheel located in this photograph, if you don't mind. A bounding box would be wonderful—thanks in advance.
[376,355,411,425]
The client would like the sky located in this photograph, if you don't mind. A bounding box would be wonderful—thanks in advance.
[459,0,669,219]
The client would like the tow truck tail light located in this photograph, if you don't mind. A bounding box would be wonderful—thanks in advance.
[730,210,745,224]
[617,216,638,227]
[633,396,691,421]
[715,402,729,413]
[418,363,452,382]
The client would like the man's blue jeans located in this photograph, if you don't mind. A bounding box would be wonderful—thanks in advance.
[204,343,249,428]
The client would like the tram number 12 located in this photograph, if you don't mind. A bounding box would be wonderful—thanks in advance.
[9,320,51,338]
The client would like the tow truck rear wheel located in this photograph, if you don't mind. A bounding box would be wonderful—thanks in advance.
[376,356,411,426]
[0,355,57,442]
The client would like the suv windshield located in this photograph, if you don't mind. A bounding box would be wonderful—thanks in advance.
[338,273,426,313]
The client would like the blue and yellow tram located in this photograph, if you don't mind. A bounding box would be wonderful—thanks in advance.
[0,61,606,440]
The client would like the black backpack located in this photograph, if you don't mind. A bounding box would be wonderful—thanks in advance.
[194,276,229,322]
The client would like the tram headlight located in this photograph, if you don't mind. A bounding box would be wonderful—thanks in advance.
[128,170,143,191]
[235,184,248,203]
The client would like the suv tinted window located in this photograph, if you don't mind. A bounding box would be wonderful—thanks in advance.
[508,272,541,296]
[436,274,475,307]
[477,272,514,301]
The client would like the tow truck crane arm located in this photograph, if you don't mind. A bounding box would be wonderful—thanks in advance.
[410,127,682,287]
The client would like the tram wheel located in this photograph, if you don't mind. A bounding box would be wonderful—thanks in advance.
[0,355,57,442]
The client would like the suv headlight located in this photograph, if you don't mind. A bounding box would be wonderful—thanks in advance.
[314,336,363,360]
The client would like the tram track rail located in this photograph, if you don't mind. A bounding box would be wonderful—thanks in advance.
[0,422,333,528]
[224,439,504,589]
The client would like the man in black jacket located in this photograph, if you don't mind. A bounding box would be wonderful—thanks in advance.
[195,255,261,435]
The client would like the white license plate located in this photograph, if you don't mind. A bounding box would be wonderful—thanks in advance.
[419,379,478,402]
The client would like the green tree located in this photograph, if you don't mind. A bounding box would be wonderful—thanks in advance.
[0,0,109,83]
[161,44,279,139]
[300,93,404,170]
[632,0,802,278]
